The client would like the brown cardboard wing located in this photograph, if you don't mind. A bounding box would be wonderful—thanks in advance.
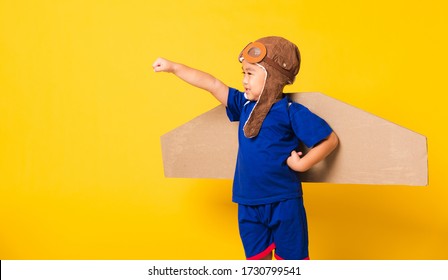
[161,92,428,186]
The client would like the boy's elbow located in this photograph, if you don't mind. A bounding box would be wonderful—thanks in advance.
[329,131,339,150]
[210,79,229,106]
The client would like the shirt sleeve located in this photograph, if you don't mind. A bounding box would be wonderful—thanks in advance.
[226,87,247,122]
[289,102,333,148]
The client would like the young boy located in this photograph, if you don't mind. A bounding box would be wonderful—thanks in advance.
[153,36,338,260]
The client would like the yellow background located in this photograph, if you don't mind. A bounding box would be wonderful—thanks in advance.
[1,0,447,259]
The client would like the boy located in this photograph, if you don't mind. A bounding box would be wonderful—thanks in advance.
[153,36,338,260]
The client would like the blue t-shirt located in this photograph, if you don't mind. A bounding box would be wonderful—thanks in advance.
[226,88,333,205]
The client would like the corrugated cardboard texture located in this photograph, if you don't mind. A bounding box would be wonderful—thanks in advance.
[161,92,428,185]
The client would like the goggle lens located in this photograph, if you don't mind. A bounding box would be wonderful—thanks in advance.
[239,42,267,63]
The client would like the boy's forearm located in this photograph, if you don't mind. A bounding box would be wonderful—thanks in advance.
[172,63,212,90]
[292,132,339,172]
[153,57,229,105]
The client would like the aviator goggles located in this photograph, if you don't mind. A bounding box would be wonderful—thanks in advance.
[239,41,296,83]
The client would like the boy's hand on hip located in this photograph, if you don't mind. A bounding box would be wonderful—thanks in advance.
[287,151,306,172]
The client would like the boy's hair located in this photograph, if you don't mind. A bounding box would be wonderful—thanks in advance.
[239,36,301,138]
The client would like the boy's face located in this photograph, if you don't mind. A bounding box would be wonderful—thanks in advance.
[242,60,267,101]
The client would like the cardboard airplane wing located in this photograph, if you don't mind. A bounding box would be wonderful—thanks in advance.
[161,92,428,186]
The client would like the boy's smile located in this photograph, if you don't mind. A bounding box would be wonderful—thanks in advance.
[241,60,267,101]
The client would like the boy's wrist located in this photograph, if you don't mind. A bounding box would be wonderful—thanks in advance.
[171,62,182,74]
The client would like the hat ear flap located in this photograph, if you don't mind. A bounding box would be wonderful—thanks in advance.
[243,64,285,138]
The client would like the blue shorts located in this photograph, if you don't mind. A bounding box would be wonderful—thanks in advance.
[238,198,309,260]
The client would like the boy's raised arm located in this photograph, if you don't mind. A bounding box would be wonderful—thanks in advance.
[152,57,229,106]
